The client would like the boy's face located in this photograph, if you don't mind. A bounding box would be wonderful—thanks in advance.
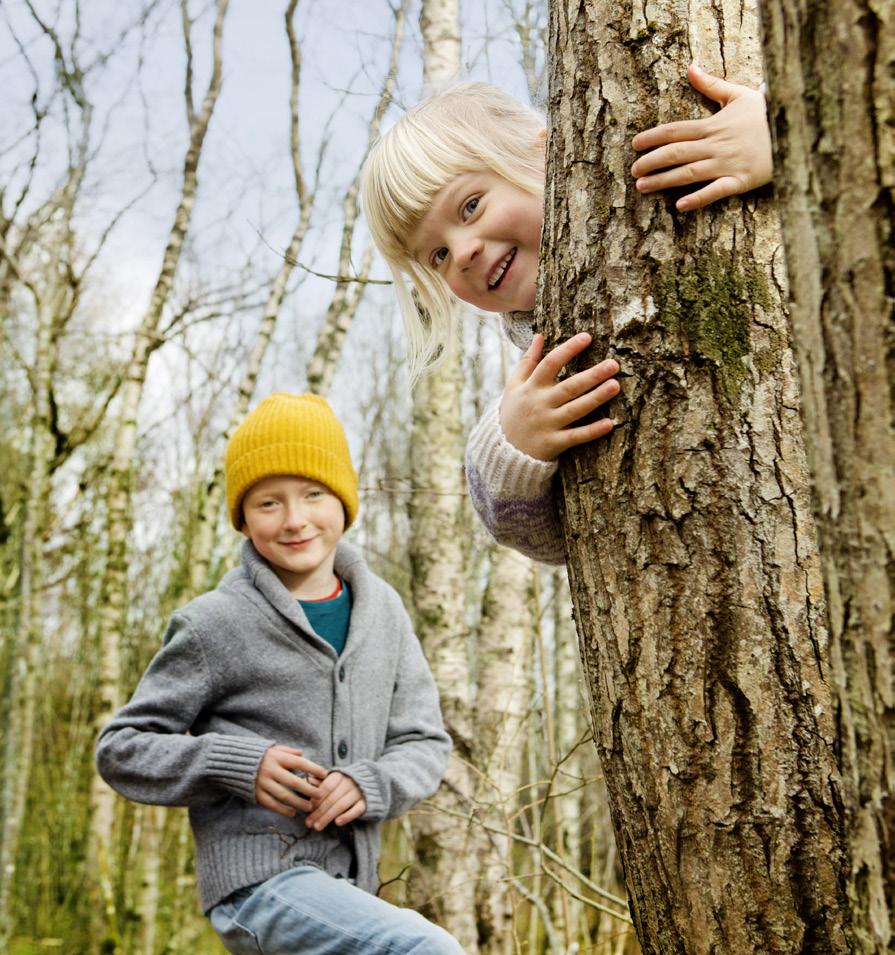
[410,170,543,315]
[241,475,345,599]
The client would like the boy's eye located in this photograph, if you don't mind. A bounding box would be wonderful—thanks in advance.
[307,489,323,499]
[431,247,448,267]
[462,196,479,219]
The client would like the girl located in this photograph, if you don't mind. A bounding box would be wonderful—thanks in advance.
[361,66,772,564]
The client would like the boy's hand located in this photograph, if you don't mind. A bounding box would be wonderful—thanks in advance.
[500,333,620,462]
[255,745,326,817]
[631,64,772,211]
[304,771,367,831]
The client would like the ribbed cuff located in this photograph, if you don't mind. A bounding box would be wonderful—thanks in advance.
[340,761,386,821]
[467,399,558,499]
[205,734,275,802]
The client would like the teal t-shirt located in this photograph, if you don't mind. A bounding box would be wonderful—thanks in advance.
[298,578,351,656]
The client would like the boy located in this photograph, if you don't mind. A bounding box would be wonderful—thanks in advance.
[96,392,461,954]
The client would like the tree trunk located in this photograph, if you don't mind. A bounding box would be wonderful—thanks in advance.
[475,545,535,953]
[407,1,478,947]
[88,3,229,950]
[0,300,53,950]
[189,0,311,596]
[305,0,407,396]
[542,1,854,951]
[551,569,585,948]
[758,3,894,949]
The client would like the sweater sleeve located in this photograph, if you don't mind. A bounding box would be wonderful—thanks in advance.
[465,398,567,565]
[95,613,274,807]
[341,619,451,823]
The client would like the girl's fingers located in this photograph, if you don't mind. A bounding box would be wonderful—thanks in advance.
[635,158,726,194]
[508,333,545,385]
[530,333,593,384]
[676,176,742,211]
[686,63,740,106]
[554,360,619,405]
[554,417,616,453]
[631,118,709,153]
[556,379,621,426]
[631,140,715,178]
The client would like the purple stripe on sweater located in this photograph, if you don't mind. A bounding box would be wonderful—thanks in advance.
[465,462,565,564]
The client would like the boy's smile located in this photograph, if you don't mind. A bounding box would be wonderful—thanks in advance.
[241,475,345,599]
[411,170,543,315]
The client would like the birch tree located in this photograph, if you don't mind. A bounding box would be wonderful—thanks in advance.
[188,0,313,595]
[88,2,229,948]
[541,1,854,951]
[406,0,480,947]
[0,5,147,942]
[759,2,894,948]
[305,0,408,395]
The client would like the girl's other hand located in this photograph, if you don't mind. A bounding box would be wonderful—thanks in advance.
[630,64,772,211]
[500,333,620,461]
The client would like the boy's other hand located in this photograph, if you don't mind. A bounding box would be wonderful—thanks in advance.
[255,745,326,817]
[630,64,772,211]
[500,333,620,462]
[304,771,367,831]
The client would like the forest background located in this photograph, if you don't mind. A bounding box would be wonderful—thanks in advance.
[0,0,638,953]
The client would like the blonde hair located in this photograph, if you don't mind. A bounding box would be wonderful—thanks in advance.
[361,82,546,381]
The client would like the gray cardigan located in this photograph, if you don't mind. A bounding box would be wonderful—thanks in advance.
[96,540,451,912]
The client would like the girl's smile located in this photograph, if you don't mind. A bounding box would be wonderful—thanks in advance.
[410,171,543,315]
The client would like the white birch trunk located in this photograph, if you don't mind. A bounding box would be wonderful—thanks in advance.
[407,0,478,947]
[0,297,53,949]
[305,0,408,395]
[88,4,229,950]
[550,569,585,949]
[475,546,535,954]
[189,0,310,595]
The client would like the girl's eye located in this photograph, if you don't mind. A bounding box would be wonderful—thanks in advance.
[431,247,448,267]
[259,500,279,509]
[462,196,479,219]
[307,489,323,499]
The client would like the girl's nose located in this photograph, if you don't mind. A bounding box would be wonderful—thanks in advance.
[455,235,483,269]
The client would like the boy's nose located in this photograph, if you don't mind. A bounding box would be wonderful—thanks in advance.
[283,506,308,529]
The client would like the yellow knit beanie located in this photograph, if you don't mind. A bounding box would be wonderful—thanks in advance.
[225,393,359,530]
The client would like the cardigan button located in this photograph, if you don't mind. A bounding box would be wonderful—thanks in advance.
[337,740,348,759]
[338,666,346,682]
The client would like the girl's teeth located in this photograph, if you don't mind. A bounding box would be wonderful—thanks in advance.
[489,249,515,288]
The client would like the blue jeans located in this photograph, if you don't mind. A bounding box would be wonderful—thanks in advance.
[209,866,465,954]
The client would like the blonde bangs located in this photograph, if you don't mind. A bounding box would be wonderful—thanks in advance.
[360,82,547,380]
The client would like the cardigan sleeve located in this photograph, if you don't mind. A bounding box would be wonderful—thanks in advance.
[95,613,274,807]
[340,618,451,823]
[465,398,567,565]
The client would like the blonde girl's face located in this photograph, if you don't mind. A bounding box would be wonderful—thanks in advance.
[409,170,544,315]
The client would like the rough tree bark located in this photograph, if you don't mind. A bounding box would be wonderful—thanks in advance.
[541,1,855,952]
[758,2,894,949]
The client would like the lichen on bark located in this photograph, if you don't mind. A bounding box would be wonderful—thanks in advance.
[653,250,771,399]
